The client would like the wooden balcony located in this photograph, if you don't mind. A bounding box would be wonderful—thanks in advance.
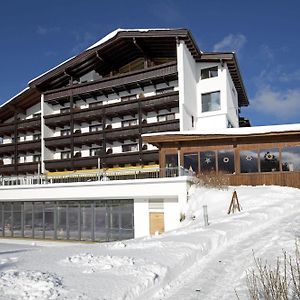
[142,119,180,134]
[17,162,39,174]
[17,141,41,154]
[17,117,41,133]
[44,62,178,102]
[73,132,103,146]
[0,123,15,135]
[44,113,70,129]
[0,143,15,155]
[106,126,140,142]
[73,108,102,124]
[45,135,71,150]
[141,91,179,112]
[0,164,15,175]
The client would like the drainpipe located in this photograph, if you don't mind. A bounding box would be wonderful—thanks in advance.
[177,148,181,176]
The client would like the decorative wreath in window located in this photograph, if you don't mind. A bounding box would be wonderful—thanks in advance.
[264,152,275,160]
[223,157,230,163]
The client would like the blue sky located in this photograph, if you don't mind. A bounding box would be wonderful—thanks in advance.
[0,0,299,126]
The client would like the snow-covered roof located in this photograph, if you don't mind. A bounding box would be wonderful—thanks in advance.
[143,123,300,138]
[0,87,29,108]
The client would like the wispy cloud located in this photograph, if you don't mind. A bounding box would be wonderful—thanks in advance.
[36,25,60,35]
[251,85,300,120]
[71,32,97,55]
[213,34,246,52]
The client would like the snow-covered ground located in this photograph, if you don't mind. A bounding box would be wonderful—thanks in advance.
[0,185,300,300]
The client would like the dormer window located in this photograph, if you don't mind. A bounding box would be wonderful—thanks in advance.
[201,66,218,79]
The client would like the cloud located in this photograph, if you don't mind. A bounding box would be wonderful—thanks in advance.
[251,85,300,120]
[213,34,246,52]
[36,25,60,35]
[71,32,97,55]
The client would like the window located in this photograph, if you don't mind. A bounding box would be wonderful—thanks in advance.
[121,95,137,102]
[165,154,178,169]
[202,91,221,112]
[218,150,235,174]
[33,133,41,141]
[89,102,102,108]
[89,124,102,132]
[200,151,216,173]
[60,107,71,114]
[122,119,137,127]
[191,115,195,128]
[90,147,102,156]
[201,66,218,79]
[184,153,198,173]
[61,151,71,159]
[122,143,138,152]
[61,129,71,136]
[33,155,41,162]
[240,150,258,173]
[260,148,280,172]
[156,87,174,95]
[281,146,300,171]
[157,113,175,122]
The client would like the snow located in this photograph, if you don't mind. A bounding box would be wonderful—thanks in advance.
[143,123,300,137]
[1,185,300,299]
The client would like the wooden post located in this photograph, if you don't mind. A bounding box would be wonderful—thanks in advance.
[227,190,241,214]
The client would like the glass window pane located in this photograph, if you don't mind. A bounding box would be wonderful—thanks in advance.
[44,202,55,239]
[13,202,22,237]
[184,153,199,173]
[281,146,300,171]
[4,203,12,237]
[165,154,178,177]
[57,203,67,240]
[68,202,79,240]
[200,151,216,173]
[24,202,33,238]
[95,201,107,242]
[202,91,220,112]
[260,148,280,172]
[218,150,235,174]
[81,202,92,241]
[34,202,44,238]
[240,150,259,173]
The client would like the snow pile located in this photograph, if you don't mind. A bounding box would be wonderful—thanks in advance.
[0,270,64,300]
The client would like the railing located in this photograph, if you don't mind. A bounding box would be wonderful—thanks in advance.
[0,167,194,186]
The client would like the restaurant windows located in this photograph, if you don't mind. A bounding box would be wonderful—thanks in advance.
[165,154,178,168]
[240,150,259,173]
[260,148,280,172]
[201,91,221,113]
[200,151,216,173]
[184,153,198,173]
[217,150,235,174]
[201,66,218,80]
[281,146,300,171]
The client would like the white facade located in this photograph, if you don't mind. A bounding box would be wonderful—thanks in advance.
[0,177,192,238]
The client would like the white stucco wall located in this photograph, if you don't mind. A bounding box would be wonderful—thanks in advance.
[0,177,192,238]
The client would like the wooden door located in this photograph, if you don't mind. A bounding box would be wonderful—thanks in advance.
[149,212,164,235]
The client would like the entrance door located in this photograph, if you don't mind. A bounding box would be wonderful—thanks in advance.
[149,212,164,235]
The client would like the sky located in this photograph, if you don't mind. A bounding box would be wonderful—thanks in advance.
[0,0,299,126]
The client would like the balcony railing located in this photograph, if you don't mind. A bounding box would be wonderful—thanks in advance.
[0,167,194,186]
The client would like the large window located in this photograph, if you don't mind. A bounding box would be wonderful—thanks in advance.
[157,113,175,122]
[200,151,216,173]
[218,150,235,174]
[281,146,300,171]
[260,148,280,172]
[122,119,137,127]
[201,66,218,79]
[184,153,199,173]
[240,150,259,173]
[201,91,221,112]
[122,143,138,152]
[89,124,102,132]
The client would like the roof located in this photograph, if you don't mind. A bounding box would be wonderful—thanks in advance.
[143,123,300,143]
